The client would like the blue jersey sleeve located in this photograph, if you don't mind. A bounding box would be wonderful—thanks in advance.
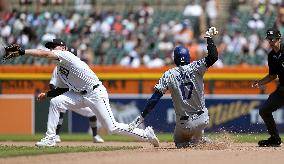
[141,89,164,118]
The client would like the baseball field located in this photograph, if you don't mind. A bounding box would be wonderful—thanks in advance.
[0,133,283,164]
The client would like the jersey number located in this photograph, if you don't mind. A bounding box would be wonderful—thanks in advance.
[179,82,194,100]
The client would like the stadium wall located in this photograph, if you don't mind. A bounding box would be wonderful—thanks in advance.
[1,94,284,134]
[0,65,277,94]
[0,66,280,134]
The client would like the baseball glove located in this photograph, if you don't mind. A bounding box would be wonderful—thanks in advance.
[205,27,219,38]
[2,44,25,62]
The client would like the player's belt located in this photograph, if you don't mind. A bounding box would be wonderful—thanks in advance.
[180,111,204,120]
[80,84,100,95]
[180,116,190,120]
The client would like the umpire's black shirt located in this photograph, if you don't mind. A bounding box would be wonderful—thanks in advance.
[268,44,284,86]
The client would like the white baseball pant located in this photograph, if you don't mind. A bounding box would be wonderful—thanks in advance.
[46,85,149,141]
[59,107,95,118]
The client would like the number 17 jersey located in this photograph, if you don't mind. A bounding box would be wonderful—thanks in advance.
[154,59,207,116]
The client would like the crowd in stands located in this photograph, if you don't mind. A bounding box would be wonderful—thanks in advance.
[0,0,283,67]
[219,0,282,67]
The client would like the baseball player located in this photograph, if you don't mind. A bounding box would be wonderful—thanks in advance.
[4,39,159,147]
[38,45,104,143]
[129,27,219,148]
[252,28,283,147]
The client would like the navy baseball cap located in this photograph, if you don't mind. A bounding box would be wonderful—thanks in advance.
[174,46,190,66]
[45,39,66,49]
[266,28,281,41]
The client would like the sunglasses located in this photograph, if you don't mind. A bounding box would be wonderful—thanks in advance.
[266,37,280,42]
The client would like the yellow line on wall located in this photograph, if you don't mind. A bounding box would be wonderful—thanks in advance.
[0,73,267,80]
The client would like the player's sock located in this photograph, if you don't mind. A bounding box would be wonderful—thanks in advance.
[56,112,64,135]
[89,116,98,136]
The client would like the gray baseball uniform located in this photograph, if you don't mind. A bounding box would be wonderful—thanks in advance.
[129,37,217,148]
[155,59,209,145]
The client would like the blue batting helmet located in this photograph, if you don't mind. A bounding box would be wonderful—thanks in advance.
[173,46,190,66]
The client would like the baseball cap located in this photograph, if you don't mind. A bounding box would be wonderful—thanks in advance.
[45,39,66,49]
[266,28,281,41]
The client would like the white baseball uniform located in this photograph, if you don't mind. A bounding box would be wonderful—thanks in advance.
[45,50,151,142]
[155,59,209,145]
[50,67,95,117]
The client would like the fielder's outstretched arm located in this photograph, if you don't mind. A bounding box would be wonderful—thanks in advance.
[3,45,58,61]
[25,49,58,60]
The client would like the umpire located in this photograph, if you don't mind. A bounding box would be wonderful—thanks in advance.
[252,28,283,147]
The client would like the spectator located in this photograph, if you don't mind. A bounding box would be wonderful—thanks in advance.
[0,1,280,66]
[183,1,203,17]
[120,46,141,68]
[248,31,260,56]
[144,53,165,68]
[174,21,194,46]
[226,30,247,54]
[247,13,265,30]
[205,0,218,26]
[112,15,123,34]
[0,22,11,38]
[123,33,137,52]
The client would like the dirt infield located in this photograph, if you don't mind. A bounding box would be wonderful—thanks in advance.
[0,141,284,164]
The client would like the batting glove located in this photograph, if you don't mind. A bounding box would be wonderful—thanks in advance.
[129,115,144,131]
[205,27,219,38]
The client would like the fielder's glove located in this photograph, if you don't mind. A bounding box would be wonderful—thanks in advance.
[205,27,219,38]
[129,115,144,131]
[2,44,25,62]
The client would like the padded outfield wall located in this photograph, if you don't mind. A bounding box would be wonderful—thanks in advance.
[0,66,282,134]
[73,94,284,134]
[1,94,284,134]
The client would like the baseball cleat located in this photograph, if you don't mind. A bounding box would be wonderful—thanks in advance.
[145,126,159,147]
[175,142,197,149]
[55,135,61,143]
[200,136,213,144]
[35,136,56,147]
[93,135,104,143]
[258,136,282,147]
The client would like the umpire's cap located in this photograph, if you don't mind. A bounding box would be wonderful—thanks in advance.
[45,39,66,49]
[173,46,190,66]
[266,28,281,41]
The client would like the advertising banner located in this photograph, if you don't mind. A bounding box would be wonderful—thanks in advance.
[71,94,284,133]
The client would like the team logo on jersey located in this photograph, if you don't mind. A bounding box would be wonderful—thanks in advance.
[59,66,70,78]
[282,61,284,67]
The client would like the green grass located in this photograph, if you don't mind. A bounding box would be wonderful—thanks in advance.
[0,133,283,158]
[206,133,284,143]
[0,145,141,158]
[0,133,283,143]
[0,133,173,142]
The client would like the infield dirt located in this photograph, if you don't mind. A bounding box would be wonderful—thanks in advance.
[0,141,283,164]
